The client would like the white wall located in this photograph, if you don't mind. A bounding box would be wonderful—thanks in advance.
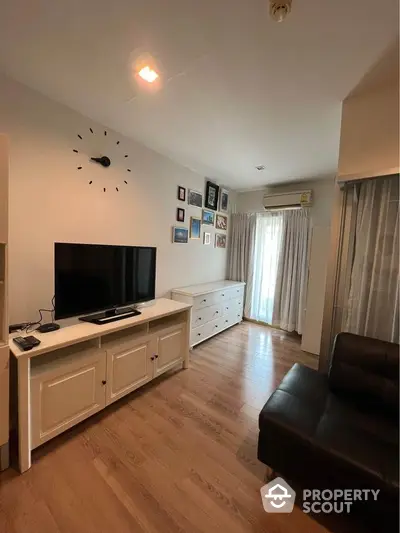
[0,75,231,323]
[236,178,335,355]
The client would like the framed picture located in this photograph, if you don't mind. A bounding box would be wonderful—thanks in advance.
[177,186,186,202]
[177,207,185,222]
[205,180,219,211]
[216,214,228,231]
[173,226,189,244]
[188,189,203,208]
[203,232,211,245]
[215,233,227,249]
[202,209,215,226]
[190,217,201,239]
[219,188,229,212]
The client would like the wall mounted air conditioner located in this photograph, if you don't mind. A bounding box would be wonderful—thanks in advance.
[263,190,313,209]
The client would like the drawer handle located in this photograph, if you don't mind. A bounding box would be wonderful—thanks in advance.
[215,311,219,314]
[225,320,228,323]
[215,325,219,328]
[222,293,225,296]
[202,299,207,303]
[197,333,201,336]
[151,356,155,361]
[198,317,202,321]
[102,380,107,385]
[155,354,159,359]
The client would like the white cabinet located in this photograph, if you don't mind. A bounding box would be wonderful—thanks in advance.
[172,281,246,347]
[106,337,155,405]
[30,345,106,448]
[12,298,191,473]
[154,326,185,376]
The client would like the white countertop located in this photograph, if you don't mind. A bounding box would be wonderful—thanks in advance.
[10,298,191,359]
[171,280,245,297]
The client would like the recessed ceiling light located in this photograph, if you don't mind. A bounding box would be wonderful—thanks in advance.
[138,66,159,83]
[255,165,266,171]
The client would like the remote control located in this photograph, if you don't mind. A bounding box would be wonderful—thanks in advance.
[13,336,41,351]
[24,336,41,347]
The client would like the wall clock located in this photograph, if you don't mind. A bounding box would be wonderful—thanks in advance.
[73,128,131,192]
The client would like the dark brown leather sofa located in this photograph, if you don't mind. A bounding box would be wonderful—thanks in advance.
[258,332,399,523]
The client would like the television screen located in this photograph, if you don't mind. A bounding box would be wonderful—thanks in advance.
[55,243,156,319]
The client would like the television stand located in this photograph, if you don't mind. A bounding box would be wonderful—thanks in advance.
[79,306,141,325]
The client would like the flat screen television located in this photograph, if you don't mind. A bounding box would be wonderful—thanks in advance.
[55,243,156,322]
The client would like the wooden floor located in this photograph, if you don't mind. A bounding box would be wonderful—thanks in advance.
[0,322,365,533]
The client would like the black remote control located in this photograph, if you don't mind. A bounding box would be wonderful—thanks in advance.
[13,336,41,351]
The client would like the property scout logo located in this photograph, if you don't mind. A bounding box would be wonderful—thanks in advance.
[260,477,380,514]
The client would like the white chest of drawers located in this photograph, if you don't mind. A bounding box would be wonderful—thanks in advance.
[171,280,246,347]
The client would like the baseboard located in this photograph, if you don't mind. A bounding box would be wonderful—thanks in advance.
[0,442,9,471]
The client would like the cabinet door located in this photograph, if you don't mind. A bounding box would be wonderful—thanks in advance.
[106,338,155,405]
[30,348,106,449]
[0,345,9,448]
[154,327,184,377]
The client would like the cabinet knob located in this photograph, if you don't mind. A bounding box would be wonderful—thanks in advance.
[197,333,201,336]
[202,299,207,303]
[151,356,155,361]
[225,320,228,323]
[102,380,107,385]
[215,325,218,328]
[222,293,225,297]
[155,354,159,359]
[198,317,202,320]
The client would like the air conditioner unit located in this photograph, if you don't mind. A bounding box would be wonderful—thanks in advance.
[263,190,313,209]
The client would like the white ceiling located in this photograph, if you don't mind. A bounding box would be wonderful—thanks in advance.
[0,0,398,190]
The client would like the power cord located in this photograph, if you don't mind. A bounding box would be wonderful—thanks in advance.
[25,296,56,333]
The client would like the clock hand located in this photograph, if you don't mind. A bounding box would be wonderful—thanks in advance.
[90,156,111,167]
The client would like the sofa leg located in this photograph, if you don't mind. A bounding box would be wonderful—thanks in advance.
[264,466,277,482]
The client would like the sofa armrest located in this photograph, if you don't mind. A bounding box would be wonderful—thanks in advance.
[328,333,399,414]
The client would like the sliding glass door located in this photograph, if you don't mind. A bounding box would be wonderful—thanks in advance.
[249,212,283,324]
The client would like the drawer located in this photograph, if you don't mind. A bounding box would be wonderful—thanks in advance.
[221,313,235,329]
[193,293,215,310]
[192,308,208,328]
[204,303,222,323]
[213,289,231,303]
[231,297,244,310]
[191,324,207,345]
[226,286,244,300]
[204,317,224,337]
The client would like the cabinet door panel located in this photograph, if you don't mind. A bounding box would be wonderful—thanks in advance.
[31,350,106,448]
[107,339,154,405]
[155,328,184,376]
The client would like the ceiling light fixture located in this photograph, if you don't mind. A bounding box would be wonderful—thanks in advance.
[138,66,159,83]
[269,1,292,22]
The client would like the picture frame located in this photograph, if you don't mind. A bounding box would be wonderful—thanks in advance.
[176,207,185,223]
[177,186,186,202]
[215,233,227,249]
[173,226,189,244]
[205,180,219,211]
[202,209,215,226]
[188,189,203,208]
[190,217,201,239]
[219,188,229,213]
[216,214,228,231]
[203,232,211,245]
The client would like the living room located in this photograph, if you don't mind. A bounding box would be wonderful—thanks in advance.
[0,1,399,533]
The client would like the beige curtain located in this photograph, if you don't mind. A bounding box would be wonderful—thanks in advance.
[344,176,399,342]
[272,209,310,334]
[228,213,256,317]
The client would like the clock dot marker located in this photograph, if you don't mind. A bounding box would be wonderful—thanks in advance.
[73,149,78,153]
[77,134,82,140]
[77,166,82,170]
[103,188,106,192]
[125,155,128,158]
[104,130,107,136]
[89,181,93,185]
[90,128,94,133]
[116,187,119,192]
[124,180,128,184]
[116,141,120,145]
[127,169,131,172]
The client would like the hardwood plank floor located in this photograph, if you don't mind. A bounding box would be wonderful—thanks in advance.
[0,322,367,533]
